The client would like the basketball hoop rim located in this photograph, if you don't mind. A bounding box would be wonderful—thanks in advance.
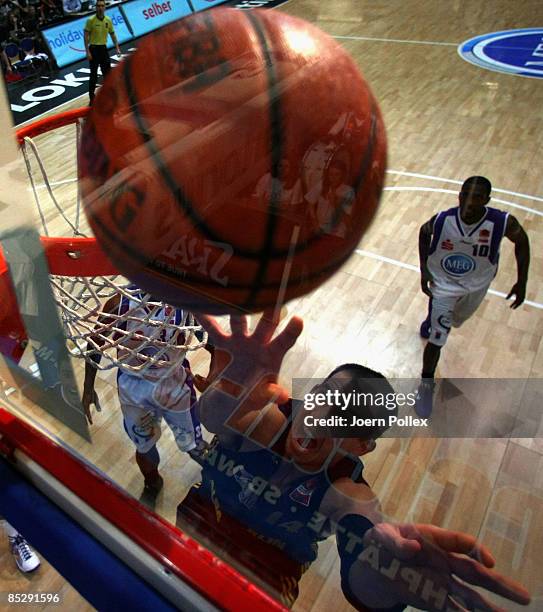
[16,106,90,144]
[15,106,117,278]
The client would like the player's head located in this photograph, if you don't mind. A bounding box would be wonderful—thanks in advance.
[459,176,491,222]
[96,0,105,16]
[287,364,396,471]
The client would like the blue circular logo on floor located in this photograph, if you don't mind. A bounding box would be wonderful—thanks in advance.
[458,28,543,78]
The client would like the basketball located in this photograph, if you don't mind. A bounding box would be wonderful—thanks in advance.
[79,8,387,314]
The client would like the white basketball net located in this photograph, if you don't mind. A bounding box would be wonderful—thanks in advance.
[19,113,207,376]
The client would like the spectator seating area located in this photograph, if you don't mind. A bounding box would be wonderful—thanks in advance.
[1,0,60,81]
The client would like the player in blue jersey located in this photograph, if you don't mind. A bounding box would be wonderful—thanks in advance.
[176,310,530,611]
[415,176,530,416]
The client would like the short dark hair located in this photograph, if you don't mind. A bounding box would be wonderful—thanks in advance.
[461,176,492,197]
[312,363,397,440]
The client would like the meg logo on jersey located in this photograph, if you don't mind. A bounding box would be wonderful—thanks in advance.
[441,254,475,277]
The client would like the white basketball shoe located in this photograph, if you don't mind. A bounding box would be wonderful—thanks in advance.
[9,534,41,573]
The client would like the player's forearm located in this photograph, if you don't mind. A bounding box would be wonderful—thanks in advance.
[83,355,99,392]
[344,565,407,611]
[198,375,273,437]
[418,228,431,272]
[338,515,406,611]
[514,235,530,285]
[198,383,244,434]
[84,31,89,53]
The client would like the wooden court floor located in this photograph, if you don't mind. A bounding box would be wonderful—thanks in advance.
[1,0,542,610]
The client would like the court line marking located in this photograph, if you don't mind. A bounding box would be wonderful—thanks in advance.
[35,183,543,218]
[387,170,543,204]
[35,174,543,216]
[384,186,543,217]
[333,34,458,47]
[354,249,543,310]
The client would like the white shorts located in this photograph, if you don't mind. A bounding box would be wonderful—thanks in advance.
[429,287,489,347]
[118,370,200,454]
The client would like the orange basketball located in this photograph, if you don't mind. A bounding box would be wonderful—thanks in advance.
[79,8,386,314]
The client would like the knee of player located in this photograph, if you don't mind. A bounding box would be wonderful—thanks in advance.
[136,436,161,454]
[428,333,447,348]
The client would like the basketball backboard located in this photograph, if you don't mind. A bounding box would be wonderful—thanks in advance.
[0,77,89,440]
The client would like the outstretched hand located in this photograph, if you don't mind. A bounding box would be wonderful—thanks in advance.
[358,522,530,611]
[506,282,526,309]
[194,309,303,403]
[82,388,100,425]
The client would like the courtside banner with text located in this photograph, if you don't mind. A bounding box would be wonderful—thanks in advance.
[42,8,132,68]
[122,0,191,38]
[191,0,230,10]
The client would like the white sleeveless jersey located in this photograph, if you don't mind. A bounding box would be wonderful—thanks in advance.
[427,206,509,297]
[117,291,189,382]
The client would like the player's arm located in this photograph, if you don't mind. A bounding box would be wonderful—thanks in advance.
[196,311,303,447]
[504,215,530,309]
[321,475,530,610]
[336,521,530,611]
[82,294,120,424]
[84,27,91,61]
[419,214,437,298]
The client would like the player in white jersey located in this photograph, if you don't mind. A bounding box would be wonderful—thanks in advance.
[82,289,205,504]
[415,176,530,416]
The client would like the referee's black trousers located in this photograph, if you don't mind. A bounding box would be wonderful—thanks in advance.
[89,44,111,102]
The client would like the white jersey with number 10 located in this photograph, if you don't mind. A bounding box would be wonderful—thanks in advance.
[427,206,509,298]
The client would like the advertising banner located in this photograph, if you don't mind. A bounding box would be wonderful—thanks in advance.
[190,0,229,10]
[43,7,132,68]
[121,0,191,38]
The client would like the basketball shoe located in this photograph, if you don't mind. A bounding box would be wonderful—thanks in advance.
[9,535,40,573]
[415,379,435,418]
[139,474,164,509]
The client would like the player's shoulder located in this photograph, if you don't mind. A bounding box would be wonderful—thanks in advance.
[437,206,458,218]
[319,476,377,522]
[485,206,508,221]
[422,207,455,231]
[430,207,457,224]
